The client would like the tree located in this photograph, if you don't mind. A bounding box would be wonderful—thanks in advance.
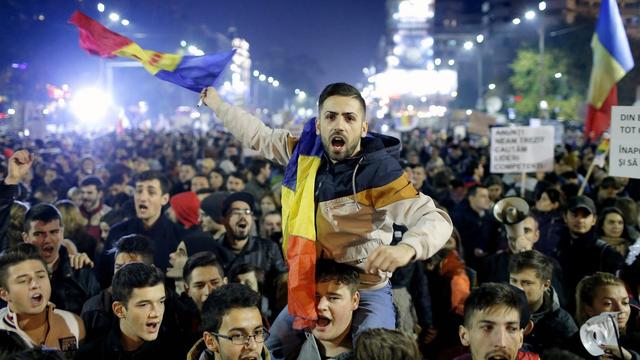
[509,49,586,120]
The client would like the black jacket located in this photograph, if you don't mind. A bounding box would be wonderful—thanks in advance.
[77,317,181,360]
[554,227,625,314]
[525,287,578,353]
[97,215,184,288]
[50,246,101,315]
[81,288,113,340]
[215,235,287,284]
[451,200,500,267]
[0,182,19,251]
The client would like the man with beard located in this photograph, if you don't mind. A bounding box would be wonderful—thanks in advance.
[201,83,452,359]
[457,283,530,360]
[79,176,112,242]
[97,170,184,288]
[214,192,286,292]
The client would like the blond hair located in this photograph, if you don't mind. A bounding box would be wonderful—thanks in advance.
[55,200,87,238]
[575,272,625,325]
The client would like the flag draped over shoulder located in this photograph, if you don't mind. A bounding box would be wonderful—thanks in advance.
[584,0,634,141]
[68,11,234,92]
[281,118,324,330]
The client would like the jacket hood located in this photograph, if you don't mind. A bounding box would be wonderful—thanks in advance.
[530,287,561,323]
[359,132,402,163]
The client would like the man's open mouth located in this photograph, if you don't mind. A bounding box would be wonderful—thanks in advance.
[330,135,346,151]
[145,321,160,333]
[30,293,44,306]
[316,315,331,328]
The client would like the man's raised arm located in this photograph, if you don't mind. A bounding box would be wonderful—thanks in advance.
[201,87,295,167]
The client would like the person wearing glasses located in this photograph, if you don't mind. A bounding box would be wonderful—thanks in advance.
[215,192,287,307]
[188,283,271,360]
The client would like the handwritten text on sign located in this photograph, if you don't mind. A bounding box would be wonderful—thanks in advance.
[610,106,640,179]
[490,126,554,173]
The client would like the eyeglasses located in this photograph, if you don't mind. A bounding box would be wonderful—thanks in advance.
[229,209,253,217]
[210,328,269,345]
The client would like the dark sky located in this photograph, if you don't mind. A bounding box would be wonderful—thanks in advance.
[1,0,389,99]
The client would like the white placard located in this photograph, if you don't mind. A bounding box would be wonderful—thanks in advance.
[610,106,640,179]
[490,126,555,173]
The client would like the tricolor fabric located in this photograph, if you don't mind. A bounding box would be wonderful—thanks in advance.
[280,118,323,330]
[69,11,234,92]
[585,0,634,141]
[592,135,610,168]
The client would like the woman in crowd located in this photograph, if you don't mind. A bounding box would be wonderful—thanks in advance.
[574,272,640,359]
[55,200,97,260]
[598,207,633,257]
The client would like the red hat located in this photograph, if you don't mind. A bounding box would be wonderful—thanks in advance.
[170,191,200,228]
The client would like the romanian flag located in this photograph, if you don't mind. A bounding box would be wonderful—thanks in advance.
[592,134,610,168]
[281,118,323,330]
[69,11,234,92]
[584,0,634,141]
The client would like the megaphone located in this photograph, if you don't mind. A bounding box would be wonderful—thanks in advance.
[580,312,621,356]
[493,197,530,248]
[493,197,530,225]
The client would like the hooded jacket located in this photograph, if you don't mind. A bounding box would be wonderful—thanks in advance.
[211,101,453,289]
[526,287,578,353]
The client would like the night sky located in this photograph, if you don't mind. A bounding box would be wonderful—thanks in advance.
[1,0,389,100]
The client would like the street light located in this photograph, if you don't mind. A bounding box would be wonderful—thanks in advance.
[463,41,474,50]
[180,40,187,47]
[554,72,562,79]
[121,19,130,26]
[476,34,485,43]
[512,17,521,25]
[488,83,496,90]
[109,12,120,22]
[259,74,266,82]
[253,70,260,77]
[538,1,547,11]
[434,58,442,66]
[525,10,536,20]
[97,3,105,12]
[448,59,455,66]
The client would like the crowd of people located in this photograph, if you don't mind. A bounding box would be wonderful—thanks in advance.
[0,82,638,359]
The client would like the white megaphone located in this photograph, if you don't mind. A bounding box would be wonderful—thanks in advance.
[493,197,530,246]
[580,312,621,356]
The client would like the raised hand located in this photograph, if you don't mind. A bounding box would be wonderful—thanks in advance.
[5,150,33,185]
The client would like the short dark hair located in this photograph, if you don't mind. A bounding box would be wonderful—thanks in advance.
[113,234,155,265]
[354,328,421,360]
[201,283,261,333]
[107,173,126,187]
[599,176,620,190]
[536,187,562,205]
[227,171,247,184]
[467,184,487,197]
[79,176,104,191]
[318,83,366,116]
[249,159,269,176]
[111,263,164,307]
[0,244,48,289]
[508,250,553,282]
[463,283,522,328]
[135,170,170,195]
[228,263,265,293]
[183,251,224,284]
[23,204,62,233]
[316,259,360,295]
